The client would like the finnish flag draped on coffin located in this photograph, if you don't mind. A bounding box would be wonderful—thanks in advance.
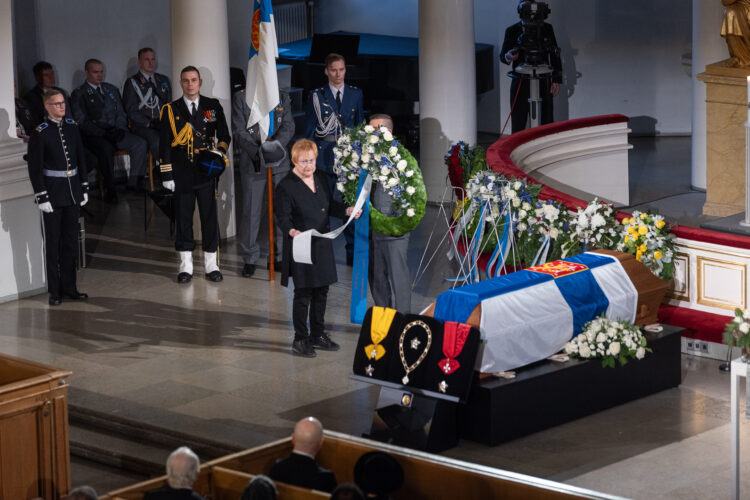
[432,252,638,373]
[245,0,278,141]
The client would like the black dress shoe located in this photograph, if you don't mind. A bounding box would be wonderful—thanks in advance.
[177,272,192,283]
[206,270,223,282]
[292,338,316,357]
[62,290,88,300]
[49,295,61,306]
[241,264,256,277]
[312,334,340,351]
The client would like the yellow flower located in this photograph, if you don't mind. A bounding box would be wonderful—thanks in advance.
[655,220,665,229]
[622,217,630,225]
[623,235,630,243]
[628,226,636,235]
[639,244,647,252]
[640,213,648,220]
[636,250,643,261]
[638,225,648,235]
[654,250,663,259]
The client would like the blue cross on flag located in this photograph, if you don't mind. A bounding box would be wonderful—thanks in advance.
[245,0,278,142]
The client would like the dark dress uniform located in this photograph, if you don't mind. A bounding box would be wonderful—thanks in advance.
[232,89,295,268]
[500,21,562,133]
[269,452,337,493]
[26,117,88,301]
[71,81,148,194]
[122,71,172,167]
[159,96,230,254]
[275,170,346,342]
[305,84,364,261]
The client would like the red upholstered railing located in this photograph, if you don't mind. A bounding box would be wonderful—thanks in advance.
[485,114,739,341]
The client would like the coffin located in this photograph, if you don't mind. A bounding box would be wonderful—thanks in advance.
[423,250,668,374]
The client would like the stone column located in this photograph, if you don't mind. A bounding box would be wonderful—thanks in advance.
[692,0,729,190]
[419,0,477,203]
[171,0,235,238]
[0,0,46,302]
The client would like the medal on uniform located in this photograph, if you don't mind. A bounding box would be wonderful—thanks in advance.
[439,321,471,376]
[364,307,396,376]
[399,320,432,385]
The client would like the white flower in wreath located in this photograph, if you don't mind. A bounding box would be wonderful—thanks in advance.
[336,183,345,192]
[407,208,415,217]
[579,344,592,358]
[518,209,527,218]
[397,160,407,171]
[591,213,606,228]
[387,178,399,188]
[512,198,521,208]
[380,166,390,176]
[404,169,414,178]
[513,181,522,190]
[522,202,532,211]
[369,135,379,144]
[596,332,607,343]
[606,327,617,338]
[564,343,578,355]
[517,222,527,231]
[543,204,559,220]
[550,227,559,239]
[389,146,398,156]
[636,347,646,359]
[348,174,357,180]
[740,322,750,334]
[378,175,388,184]
[577,213,589,229]
[608,342,621,355]
[361,153,371,163]
[367,145,375,154]
[406,186,416,195]
[364,125,375,133]
[383,130,393,141]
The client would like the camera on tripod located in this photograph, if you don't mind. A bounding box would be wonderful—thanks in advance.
[514,1,554,68]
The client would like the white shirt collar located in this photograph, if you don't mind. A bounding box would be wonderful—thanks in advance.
[183,96,200,110]
[87,82,100,91]
[329,83,344,99]
[140,71,155,81]
[47,116,61,125]
[292,450,316,460]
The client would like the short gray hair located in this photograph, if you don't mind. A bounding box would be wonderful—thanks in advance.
[166,446,200,489]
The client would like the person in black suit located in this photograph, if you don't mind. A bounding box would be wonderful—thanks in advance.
[26,89,89,306]
[23,61,72,127]
[269,417,337,493]
[275,139,359,357]
[160,66,230,284]
[144,446,205,500]
[500,0,562,133]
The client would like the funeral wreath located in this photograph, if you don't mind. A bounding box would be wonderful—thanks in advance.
[564,316,650,368]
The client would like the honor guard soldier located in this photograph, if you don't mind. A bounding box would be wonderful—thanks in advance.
[304,52,364,264]
[232,88,295,277]
[160,66,230,284]
[71,58,148,201]
[27,90,89,306]
[122,47,172,178]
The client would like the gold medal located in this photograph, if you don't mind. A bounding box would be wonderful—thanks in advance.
[399,320,432,385]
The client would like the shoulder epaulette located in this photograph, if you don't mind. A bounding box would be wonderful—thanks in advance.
[35,123,48,132]
[65,118,76,125]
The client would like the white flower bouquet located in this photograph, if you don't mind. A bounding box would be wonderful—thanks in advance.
[568,198,621,254]
[723,307,750,355]
[564,316,650,368]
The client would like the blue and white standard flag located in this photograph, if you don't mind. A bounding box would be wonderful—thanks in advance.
[246,0,278,142]
[433,252,638,373]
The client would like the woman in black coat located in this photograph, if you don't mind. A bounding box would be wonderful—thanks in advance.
[275,139,359,357]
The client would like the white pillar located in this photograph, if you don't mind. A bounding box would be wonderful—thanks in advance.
[692,0,728,191]
[0,0,46,302]
[171,0,236,238]
[419,0,477,203]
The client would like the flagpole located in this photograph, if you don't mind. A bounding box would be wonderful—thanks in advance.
[267,166,275,280]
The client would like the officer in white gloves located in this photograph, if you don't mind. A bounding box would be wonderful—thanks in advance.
[26,89,89,306]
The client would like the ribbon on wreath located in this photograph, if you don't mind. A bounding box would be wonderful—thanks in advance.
[350,171,371,324]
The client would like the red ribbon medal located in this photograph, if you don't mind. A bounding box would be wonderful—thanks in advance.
[439,322,471,375]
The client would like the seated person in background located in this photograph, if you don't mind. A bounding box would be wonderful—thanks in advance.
[66,486,98,500]
[144,446,205,500]
[122,47,172,184]
[331,484,365,500]
[71,58,148,201]
[269,416,337,492]
[240,475,277,500]
[23,61,71,126]
[15,82,34,140]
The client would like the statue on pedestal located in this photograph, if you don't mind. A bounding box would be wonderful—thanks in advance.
[722,0,750,67]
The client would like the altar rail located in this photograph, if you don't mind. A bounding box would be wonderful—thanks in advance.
[101,431,621,499]
[487,115,743,351]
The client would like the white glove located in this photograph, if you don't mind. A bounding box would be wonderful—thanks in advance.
[163,180,175,192]
[38,202,53,213]
[80,193,88,206]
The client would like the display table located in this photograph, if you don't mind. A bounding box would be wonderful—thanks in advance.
[0,353,71,499]
[459,325,682,446]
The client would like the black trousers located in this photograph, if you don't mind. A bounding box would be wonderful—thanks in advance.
[81,135,116,191]
[174,183,219,252]
[510,77,555,133]
[43,204,79,297]
[292,286,328,340]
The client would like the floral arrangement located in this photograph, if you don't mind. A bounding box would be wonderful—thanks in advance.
[616,210,675,281]
[723,308,750,354]
[567,198,621,255]
[445,142,486,198]
[516,198,575,264]
[564,316,650,368]
[334,123,426,236]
